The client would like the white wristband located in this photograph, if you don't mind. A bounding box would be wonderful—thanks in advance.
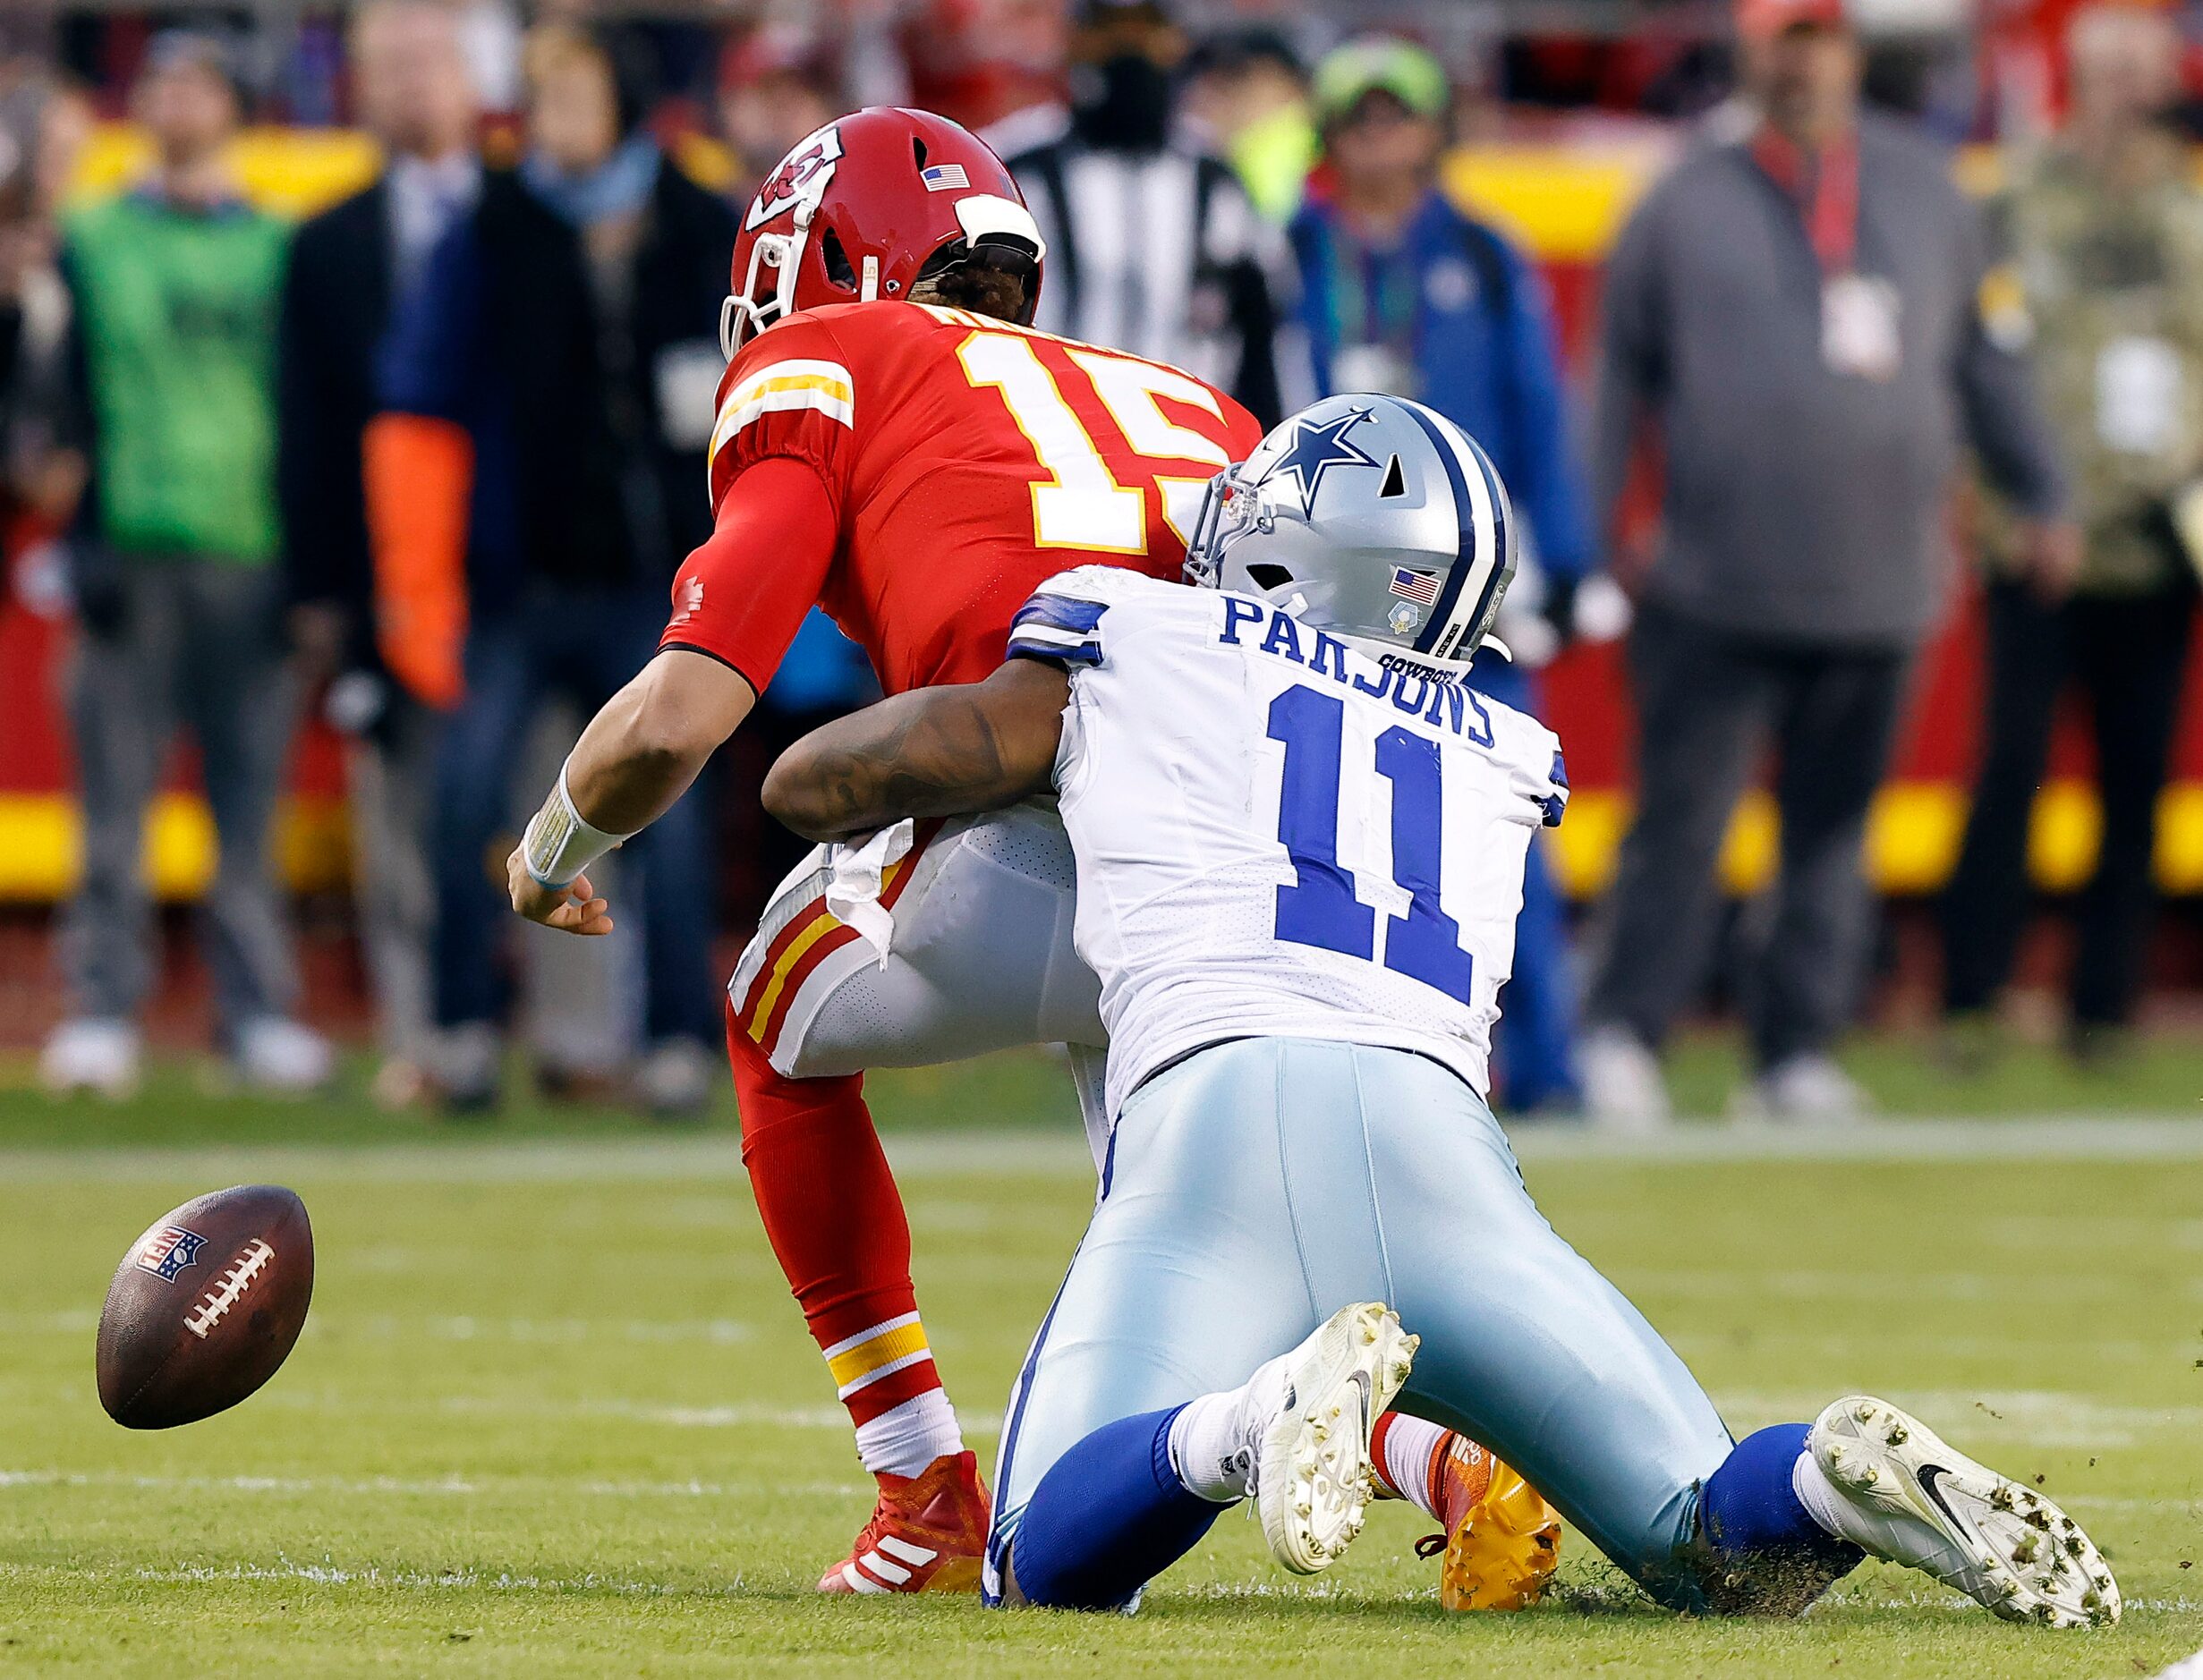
[521,764,633,887]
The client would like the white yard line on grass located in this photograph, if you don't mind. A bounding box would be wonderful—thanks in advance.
[0,1310,761,1346]
[4,1116,2203,1187]
[1704,1388,2203,1448]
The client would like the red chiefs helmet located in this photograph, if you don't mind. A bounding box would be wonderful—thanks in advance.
[722,107,1048,355]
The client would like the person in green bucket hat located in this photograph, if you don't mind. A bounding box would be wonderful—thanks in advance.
[1291,33,1601,1118]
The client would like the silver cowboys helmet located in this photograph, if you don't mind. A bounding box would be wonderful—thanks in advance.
[1185,393,1515,666]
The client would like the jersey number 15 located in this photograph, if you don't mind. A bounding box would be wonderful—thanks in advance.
[1269,685,1476,1005]
[956,328,1231,556]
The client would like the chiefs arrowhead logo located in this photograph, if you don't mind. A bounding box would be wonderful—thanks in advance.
[747,123,846,233]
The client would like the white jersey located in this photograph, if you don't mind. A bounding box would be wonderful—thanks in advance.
[1008,566,1569,1120]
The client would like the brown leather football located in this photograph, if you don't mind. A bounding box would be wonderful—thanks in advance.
[96,1184,315,1430]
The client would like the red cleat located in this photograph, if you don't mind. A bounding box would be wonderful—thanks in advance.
[1414,1438,1563,1611]
[819,1450,990,1595]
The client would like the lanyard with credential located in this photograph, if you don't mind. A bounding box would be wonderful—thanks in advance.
[1749,126,1860,275]
[1326,223,1418,365]
[1751,126,1902,381]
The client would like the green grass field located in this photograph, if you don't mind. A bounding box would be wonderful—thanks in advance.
[5,1022,2200,1146]
[2,1050,2201,1676]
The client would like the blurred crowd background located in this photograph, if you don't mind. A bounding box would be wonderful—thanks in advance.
[4,0,2202,1126]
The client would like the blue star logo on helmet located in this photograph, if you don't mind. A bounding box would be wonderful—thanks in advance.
[1255,406,1381,517]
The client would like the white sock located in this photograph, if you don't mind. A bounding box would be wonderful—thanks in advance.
[1168,1387,1257,1504]
[855,1388,964,1478]
[1375,1413,1450,1519]
[1792,1447,1863,1545]
[1792,1427,1976,1584]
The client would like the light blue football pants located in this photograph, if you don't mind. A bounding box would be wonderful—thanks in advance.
[987,1036,1737,1608]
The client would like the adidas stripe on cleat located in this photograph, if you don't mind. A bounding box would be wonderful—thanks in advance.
[839,1534,951,1594]
[818,1450,989,1596]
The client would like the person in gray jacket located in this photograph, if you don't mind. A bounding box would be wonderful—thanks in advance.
[1579,0,2072,1127]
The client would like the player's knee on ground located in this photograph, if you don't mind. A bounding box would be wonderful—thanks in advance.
[987,1408,1224,1613]
[1689,1423,1864,1616]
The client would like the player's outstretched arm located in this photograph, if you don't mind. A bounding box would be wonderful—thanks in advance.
[567,649,757,832]
[764,658,1071,844]
[506,649,756,933]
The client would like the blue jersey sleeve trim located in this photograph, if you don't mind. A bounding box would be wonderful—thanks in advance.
[1008,633,1104,668]
[1013,594,1109,636]
[1538,747,1569,828]
[1007,590,1110,667]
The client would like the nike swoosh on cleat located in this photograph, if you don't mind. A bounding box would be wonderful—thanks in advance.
[1916,1464,1963,1532]
[1914,1462,1995,1570]
[1346,1368,1372,1433]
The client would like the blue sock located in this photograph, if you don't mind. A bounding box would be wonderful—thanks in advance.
[1697,1423,1863,1612]
[1004,1405,1225,1610]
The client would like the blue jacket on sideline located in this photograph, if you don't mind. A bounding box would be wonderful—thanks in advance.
[1290,190,1594,581]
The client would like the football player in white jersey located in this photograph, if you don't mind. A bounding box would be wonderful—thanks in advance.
[761,395,2118,1626]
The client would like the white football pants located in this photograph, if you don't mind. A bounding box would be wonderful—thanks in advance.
[726,802,1113,1160]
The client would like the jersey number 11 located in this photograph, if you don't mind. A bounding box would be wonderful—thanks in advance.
[1269,685,1476,1005]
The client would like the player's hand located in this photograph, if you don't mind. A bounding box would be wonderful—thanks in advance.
[506,847,616,936]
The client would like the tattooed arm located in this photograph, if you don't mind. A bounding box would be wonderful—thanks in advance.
[763,658,1073,843]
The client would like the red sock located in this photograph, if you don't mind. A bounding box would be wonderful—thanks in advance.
[726,1006,963,1478]
[1370,1412,1450,1518]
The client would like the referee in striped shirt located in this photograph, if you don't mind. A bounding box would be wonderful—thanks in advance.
[1005,0,1310,428]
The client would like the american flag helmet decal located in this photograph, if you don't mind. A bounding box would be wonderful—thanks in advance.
[1390,568,1442,606]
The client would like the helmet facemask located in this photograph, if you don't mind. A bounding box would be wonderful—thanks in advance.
[722,222,809,357]
[1186,465,1287,591]
[722,118,851,356]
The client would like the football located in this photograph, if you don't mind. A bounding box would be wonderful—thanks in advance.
[96,1184,315,1430]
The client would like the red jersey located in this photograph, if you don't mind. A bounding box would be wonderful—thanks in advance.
[660,301,1262,696]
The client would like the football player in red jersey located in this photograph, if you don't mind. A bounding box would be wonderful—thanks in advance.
[504,107,1557,1602]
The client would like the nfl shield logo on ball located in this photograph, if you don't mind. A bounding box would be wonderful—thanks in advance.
[134,1226,207,1283]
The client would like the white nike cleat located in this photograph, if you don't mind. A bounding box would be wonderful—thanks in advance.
[1807,1396,2119,1627]
[1254,1302,1418,1575]
[234,1017,335,1095]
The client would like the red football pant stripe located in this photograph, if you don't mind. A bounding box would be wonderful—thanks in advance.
[731,818,946,1056]
[725,1004,939,1430]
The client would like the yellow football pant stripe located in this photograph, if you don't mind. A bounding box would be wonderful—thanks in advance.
[743,854,914,1043]
[744,909,843,1042]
